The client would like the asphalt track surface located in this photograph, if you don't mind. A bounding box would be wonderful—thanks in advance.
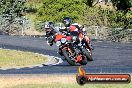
[0,35,132,74]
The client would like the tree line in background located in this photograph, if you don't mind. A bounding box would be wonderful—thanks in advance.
[0,0,26,35]
[0,0,131,29]
[35,0,132,28]
[0,0,132,42]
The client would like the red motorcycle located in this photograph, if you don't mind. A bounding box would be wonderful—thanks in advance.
[54,33,88,65]
[70,29,93,62]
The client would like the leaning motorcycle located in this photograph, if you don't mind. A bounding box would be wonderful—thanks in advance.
[70,31,93,61]
[54,33,88,65]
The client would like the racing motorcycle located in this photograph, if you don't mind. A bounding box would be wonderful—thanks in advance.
[70,30,93,62]
[54,33,88,65]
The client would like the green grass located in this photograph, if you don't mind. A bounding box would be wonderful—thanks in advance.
[11,83,132,88]
[0,49,47,68]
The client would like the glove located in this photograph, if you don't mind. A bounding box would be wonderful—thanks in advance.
[46,41,53,46]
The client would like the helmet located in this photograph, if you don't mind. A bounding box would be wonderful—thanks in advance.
[44,22,54,29]
[62,17,71,27]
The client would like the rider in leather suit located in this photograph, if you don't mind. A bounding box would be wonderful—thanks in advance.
[62,17,93,50]
[44,22,56,46]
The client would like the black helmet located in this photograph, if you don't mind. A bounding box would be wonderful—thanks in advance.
[44,22,54,29]
[62,17,71,27]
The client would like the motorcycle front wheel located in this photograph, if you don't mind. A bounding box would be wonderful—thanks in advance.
[62,49,77,66]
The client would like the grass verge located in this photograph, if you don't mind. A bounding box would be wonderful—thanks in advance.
[0,49,47,68]
[11,83,132,88]
[0,75,131,88]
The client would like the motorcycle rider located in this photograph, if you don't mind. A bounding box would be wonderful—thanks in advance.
[62,17,92,48]
[44,22,57,46]
[62,17,86,33]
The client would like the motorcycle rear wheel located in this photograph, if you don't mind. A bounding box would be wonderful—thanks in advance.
[81,48,93,61]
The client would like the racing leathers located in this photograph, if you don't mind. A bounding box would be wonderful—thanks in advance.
[45,28,57,46]
[64,23,93,50]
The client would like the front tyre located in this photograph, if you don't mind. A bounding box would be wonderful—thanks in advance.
[62,49,77,66]
[81,48,93,61]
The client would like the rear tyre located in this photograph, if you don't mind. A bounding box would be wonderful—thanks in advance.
[81,48,93,61]
[62,50,77,66]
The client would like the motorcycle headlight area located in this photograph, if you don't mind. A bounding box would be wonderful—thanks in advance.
[72,36,77,42]
[56,41,61,46]
[78,43,82,46]
[61,38,66,43]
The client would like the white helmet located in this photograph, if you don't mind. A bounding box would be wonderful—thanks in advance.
[44,22,54,29]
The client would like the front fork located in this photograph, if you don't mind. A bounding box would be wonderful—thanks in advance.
[59,44,85,63]
[59,44,74,56]
[73,45,84,63]
[61,44,81,62]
